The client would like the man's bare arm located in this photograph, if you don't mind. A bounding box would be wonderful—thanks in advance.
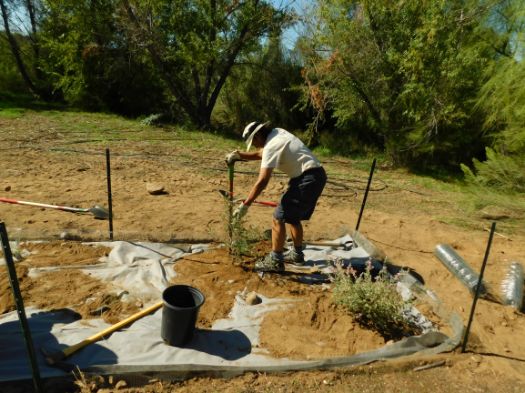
[244,167,273,206]
[238,149,262,161]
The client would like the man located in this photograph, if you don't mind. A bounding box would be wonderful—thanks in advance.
[226,121,327,272]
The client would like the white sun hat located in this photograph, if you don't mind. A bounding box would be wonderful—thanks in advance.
[242,121,270,150]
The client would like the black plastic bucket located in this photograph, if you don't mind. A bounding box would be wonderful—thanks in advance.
[161,285,205,346]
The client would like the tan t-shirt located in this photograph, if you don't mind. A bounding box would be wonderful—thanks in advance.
[261,128,321,178]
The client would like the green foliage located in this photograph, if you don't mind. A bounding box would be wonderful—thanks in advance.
[39,0,165,116]
[301,0,491,167]
[0,33,27,93]
[215,33,309,132]
[226,202,259,261]
[119,0,293,128]
[462,2,525,192]
[462,148,525,192]
[333,261,414,338]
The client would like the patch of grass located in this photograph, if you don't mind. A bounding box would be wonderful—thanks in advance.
[3,107,243,153]
[0,107,25,118]
[458,185,525,234]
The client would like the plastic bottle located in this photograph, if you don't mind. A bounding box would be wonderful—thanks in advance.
[434,244,487,297]
[501,262,524,310]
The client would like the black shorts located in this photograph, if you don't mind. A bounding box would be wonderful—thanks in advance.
[273,167,327,225]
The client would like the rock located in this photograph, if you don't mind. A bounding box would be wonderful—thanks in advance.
[245,291,261,305]
[115,380,127,389]
[146,183,167,195]
[480,206,511,220]
[470,355,482,365]
[4,185,11,192]
[59,231,81,241]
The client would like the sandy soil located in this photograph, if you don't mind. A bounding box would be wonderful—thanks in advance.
[1,113,525,392]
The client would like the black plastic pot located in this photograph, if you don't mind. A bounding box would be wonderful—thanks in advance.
[161,285,205,346]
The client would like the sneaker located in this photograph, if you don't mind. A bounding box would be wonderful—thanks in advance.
[284,249,305,266]
[255,253,284,272]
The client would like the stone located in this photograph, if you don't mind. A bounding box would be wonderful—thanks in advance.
[146,183,167,195]
[245,291,262,305]
[59,231,81,241]
[115,380,127,389]
[480,205,511,220]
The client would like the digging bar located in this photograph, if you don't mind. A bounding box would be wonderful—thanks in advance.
[217,189,277,207]
[0,197,109,220]
[43,301,163,365]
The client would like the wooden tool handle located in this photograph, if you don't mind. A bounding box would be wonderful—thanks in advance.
[62,301,163,358]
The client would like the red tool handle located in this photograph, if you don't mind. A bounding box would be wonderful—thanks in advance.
[245,199,277,207]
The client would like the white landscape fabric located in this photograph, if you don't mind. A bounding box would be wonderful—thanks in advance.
[0,236,455,382]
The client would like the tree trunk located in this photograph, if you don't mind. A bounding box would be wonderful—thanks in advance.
[0,0,39,96]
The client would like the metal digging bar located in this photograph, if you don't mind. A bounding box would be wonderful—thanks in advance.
[0,222,43,393]
[217,189,277,207]
[0,197,109,220]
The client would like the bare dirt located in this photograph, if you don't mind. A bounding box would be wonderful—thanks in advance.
[1,112,525,392]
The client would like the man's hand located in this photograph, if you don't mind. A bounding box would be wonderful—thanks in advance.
[232,202,248,221]
[225,150,241,165]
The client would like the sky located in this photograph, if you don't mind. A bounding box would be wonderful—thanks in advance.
[271,0,313,49]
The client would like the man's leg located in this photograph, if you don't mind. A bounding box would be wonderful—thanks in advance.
[254,217,286,272]
[288,222,303,248]
[286,222,305,265]
[272,217,286,253]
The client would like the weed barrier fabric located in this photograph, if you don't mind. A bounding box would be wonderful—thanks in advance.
[0,236,463,383]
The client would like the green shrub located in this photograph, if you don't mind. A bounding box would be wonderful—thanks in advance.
[461,148,525,193]
[333,261,414,338]
[222,200,260,262]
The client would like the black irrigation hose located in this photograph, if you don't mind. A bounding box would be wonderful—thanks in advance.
[12,145,389,195]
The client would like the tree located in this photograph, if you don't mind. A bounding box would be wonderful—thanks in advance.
[39,0,165,115]
[119,0,292,129]
[301,0,492,168]
[216,32,308,131]
[0,0,55,99]
[462,0,525,191]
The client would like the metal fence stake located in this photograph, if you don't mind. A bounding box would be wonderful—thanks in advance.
[355,158,376,232]
[461,222,496,353]
[106,148,114,240]
[0,222,43,393]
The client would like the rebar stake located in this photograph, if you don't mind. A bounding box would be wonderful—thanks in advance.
[461,222,496,353]
[355,158,376,232]
[0,222,43,393]
[106,148,114,240]
[228,163,234,253]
